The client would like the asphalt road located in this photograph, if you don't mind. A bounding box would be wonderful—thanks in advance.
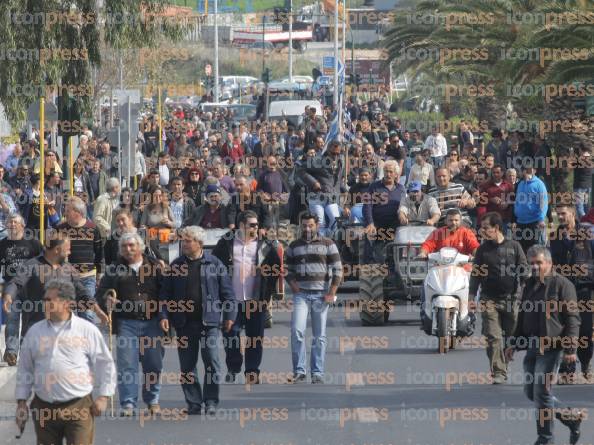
[1,295,593,445]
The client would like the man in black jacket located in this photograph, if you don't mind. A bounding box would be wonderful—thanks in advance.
[505,246,584,445]
[470,212,528,384]
[2,234,105,359]
[96,231,164,417]
[212,210,281,384]
[297,139,346,236]
[549,204,594,383]
[160,226,236,415]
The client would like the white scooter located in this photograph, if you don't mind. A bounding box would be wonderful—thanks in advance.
[420,247,474,353]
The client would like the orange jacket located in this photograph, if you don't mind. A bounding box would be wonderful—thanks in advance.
[421,226,480,256]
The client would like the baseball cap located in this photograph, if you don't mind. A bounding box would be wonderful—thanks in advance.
[205,185,222,195]
[408,181,422,192]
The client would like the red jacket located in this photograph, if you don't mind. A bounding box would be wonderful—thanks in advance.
[479,179,514,222]
[221,140,244,163]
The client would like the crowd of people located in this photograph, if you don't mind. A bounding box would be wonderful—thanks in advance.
[0,95,592,445]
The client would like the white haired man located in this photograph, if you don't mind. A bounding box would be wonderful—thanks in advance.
[96,232,164,416]
[160,226,236,415]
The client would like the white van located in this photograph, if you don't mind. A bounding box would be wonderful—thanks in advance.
[267,100,323,126]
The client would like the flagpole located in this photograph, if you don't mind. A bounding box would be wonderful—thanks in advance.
[39,98,45,245]
[333,0,339,110]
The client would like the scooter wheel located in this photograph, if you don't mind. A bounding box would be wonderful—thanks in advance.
[450,336,457,350]
[438,336,450,354]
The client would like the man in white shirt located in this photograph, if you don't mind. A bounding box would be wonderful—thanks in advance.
[424,127,448,168]
[157,152,170,187]
[407,151,435,187]
[15,279,116,445]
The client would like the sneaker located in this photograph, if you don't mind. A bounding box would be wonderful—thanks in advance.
[120,404,135,417]
[582,365,593,382]
[555,408,584,445]
[183,405,202,415]
[245,372,260,385]
[288,373,306,384]
[492,374,506,385]
[148,404,161,415]
[3,351,17,366]
[225,372,237,383]
[311,374,324,384]
[205,403,217,416]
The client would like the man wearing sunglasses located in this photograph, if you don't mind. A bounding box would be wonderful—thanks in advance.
[212,210,282,385]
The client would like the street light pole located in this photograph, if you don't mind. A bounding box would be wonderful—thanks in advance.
[214,0,220,102]
[288,0,293,82]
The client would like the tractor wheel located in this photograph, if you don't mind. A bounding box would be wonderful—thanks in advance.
[359,272,386,326]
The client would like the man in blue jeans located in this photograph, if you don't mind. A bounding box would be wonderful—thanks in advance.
[285,212,343,383]
[160,226,236,415]
[505,246,584,445]
[97,232,164,417]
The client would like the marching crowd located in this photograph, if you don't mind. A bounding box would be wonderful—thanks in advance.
[0,96,592,445]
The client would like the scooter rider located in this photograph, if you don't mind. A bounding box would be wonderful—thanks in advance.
[418,208,479,326]
[418,208,479,259]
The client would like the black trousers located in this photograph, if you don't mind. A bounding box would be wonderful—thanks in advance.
[559,288,594,374]
[223,300,266,375]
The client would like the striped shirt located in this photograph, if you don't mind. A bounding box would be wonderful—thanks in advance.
[427,183,474,226]
[285,236,343,291]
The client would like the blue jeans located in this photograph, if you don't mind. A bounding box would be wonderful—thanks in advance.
[77,275,98,324]
[116,318,164,408]
[291,291,329,376]
[223,300,266,375]
[176,322,221,408]
[523,345,564,443]
[308,198,340,237]
[432,156,445,168]
[4,305,20,355]
[574,187,591,219]
[350,204,364,224]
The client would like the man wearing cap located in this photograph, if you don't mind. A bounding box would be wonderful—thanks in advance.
[183,185,234,230]
[398,182,441,226]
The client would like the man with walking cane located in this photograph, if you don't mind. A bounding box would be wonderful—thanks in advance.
[15,279,116,445]
[96,231,165,417]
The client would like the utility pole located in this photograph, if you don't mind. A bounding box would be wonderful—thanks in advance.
[288,0,293,82]
[262,14,266,74]
[333,0,339,109]
[214,0,220,102]
[118,51,123,182]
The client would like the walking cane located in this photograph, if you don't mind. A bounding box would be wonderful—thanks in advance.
[105,289,117,418]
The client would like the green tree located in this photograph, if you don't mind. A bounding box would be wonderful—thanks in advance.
[0,0,184,127]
